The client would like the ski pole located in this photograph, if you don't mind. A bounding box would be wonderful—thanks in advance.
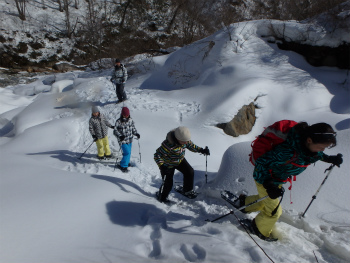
[206,210,234,223]
[206,195,269,223]
[113,146,122,171]
[302,163,337,217]
[205,148,208,184]
[78,140,95,159]
[137,138,141,163]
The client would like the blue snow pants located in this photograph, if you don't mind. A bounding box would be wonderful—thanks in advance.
[120,143,132,168]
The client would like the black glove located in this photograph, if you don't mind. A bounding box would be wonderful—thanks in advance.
[263,180,284,199]
[122,78,126,83]
[92,135,98,142]
[135,133,140,139]
[110,126,115,129]
[200,147,210,156]
[119,135,125,141]
[323,154,343,167]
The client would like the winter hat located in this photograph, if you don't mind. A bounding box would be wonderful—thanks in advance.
[174,126,191,142]
[115,58,121,63]
[92,105,100,113]
[121,107,130,116]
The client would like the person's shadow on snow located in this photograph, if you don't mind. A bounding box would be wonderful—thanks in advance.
[27,150,117,167]
[105,200,200,233]
[91,174,150,197]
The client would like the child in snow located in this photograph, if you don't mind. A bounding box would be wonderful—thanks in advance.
[89,106,115,160]
[154,126,210,203]
[110,58,128,103]
[113,107,140,172]
[234,122,343,241]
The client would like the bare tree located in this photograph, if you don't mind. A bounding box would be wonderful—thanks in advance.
[120,0,132,29]
[14,0,27,21]
[62,0,78,38]
[41,0,47,10]
[57,0,63,12]
[166,0,186,34]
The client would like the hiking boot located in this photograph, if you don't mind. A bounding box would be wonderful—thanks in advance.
[97,155,105,160]
[232,194,247,213]
[156,192,171,204]
[117,164,129,173]
[105,154,113,159]
[251,219,278,242]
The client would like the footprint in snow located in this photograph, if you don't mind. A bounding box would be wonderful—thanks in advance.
[180,243,206,262]
[148,225,162,259]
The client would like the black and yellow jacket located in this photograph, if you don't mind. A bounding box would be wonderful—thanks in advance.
[154,131,202,168]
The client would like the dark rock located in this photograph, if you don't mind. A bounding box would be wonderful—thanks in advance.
[29,51,42,59]
[277,41,350,69]
[16,42,28,53]
[29,41,45,50]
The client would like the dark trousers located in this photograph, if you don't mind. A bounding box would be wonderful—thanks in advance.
[116,83,127,101]
[158,158,194,201]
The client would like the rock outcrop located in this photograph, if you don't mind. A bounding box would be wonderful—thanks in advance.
[217,102,256,137]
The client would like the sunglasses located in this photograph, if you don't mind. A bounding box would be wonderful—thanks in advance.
[313,132,337,139]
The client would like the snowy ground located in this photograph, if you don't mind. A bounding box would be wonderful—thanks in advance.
[1,21,350,263]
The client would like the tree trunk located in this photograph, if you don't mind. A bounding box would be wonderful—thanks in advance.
[120,0,132,29]
[57,0,63,12]
[14,0,26,21]
[63,0,72,38]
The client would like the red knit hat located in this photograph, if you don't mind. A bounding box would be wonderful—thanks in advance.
[121,107,130,116]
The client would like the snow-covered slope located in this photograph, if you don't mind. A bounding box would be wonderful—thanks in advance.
[0,21,349,263]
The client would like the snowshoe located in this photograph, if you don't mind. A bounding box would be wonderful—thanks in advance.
[221,190,247,213]
[239,219,278,242]
[174,185,199,199]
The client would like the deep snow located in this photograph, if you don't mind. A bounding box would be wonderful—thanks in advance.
[1,20,350,263]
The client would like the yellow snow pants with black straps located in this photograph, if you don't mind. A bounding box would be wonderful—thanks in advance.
[95,136,112,157]
[244,181,283,237]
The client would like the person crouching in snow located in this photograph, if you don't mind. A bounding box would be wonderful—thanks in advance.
[113,107,140,172]
[234,122,343,241]
[89,106,115,160]
[154,126,210,203]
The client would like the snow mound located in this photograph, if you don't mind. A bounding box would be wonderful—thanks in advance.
[51,80,74,93]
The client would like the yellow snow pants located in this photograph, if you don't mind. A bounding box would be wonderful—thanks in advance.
[95,136,111,157]
[244,181,282,237]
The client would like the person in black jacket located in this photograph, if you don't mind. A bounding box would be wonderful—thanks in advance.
[110,59,128,103]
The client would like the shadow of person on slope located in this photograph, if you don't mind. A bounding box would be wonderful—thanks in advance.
[105,200,209,237]
[27,150,116,166]
[91,174,151,197]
